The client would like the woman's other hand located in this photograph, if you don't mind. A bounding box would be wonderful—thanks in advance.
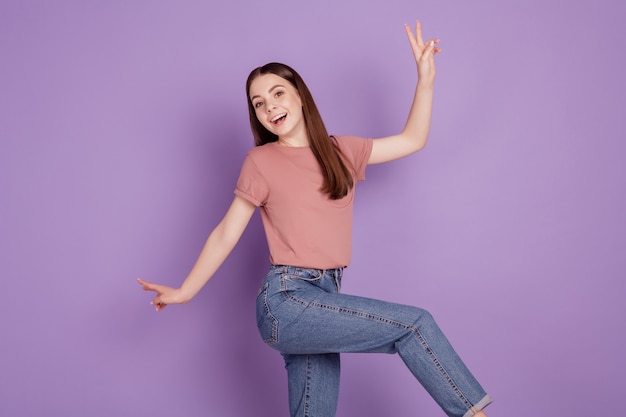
[405,20,441,85]
[137,278,188,312]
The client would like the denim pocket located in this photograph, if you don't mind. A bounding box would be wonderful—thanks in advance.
[281,268,323,286]
[256,282,278,345]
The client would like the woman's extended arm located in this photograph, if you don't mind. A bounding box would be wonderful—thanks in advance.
[138,195,256,311]
[368,21,441,165]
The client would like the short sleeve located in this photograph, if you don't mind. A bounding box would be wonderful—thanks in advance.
[335,136,373,182]
[234,153,269,207]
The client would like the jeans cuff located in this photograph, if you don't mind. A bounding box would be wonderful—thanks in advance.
[462,394,493,417]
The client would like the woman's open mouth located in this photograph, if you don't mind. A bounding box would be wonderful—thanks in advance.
[271,113,287,125]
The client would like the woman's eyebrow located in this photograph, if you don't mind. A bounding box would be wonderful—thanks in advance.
[251,84,286,101]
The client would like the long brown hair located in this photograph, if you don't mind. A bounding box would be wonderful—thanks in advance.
[245,62,354,200]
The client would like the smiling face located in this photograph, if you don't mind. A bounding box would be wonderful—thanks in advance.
[248,73,306,144]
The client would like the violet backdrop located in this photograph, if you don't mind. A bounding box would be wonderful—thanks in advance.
[1,1,624,416]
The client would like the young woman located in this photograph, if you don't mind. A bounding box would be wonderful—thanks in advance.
[138,21,493,417]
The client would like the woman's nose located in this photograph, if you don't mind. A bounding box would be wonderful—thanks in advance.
[265,98,278,111]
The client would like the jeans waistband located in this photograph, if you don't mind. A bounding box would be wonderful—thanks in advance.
[269,265,344,279]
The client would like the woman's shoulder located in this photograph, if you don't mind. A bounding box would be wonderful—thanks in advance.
[332,135,373,156]
[245,141,280,159]
[333,134,370,146]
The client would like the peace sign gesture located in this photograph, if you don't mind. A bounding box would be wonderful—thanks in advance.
[405,21,441,85]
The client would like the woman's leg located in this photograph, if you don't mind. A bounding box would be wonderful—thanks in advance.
[257,266,492,417]
[282,352,340,417]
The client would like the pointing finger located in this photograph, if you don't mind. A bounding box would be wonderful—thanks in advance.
[137,279,161,292]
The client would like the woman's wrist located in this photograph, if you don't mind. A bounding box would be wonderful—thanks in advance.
[177,285,195,304]
[416,78,435,91]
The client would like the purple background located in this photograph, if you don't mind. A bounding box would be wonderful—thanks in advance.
[1,1,624,416]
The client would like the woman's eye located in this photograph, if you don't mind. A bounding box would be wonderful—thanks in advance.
[254,101,264,109]
[275,91,283,97]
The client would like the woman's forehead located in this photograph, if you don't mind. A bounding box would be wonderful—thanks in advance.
[249,73,292,96]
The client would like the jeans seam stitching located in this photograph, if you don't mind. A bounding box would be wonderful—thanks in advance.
[408,326,473,409]
[304,354,310,417]
[261,283,279,345]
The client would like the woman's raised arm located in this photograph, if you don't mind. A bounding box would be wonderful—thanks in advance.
[368,21,441,165]
[138,195,256,311]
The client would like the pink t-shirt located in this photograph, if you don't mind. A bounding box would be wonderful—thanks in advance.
[235,135,373,269]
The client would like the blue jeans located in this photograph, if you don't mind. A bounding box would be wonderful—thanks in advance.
[256,265,492,417]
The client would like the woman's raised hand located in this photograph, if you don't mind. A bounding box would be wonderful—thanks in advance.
[404,21,441,85]
[137,278,187,311]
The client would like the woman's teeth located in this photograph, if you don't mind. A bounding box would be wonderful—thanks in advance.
[271,113,287,124]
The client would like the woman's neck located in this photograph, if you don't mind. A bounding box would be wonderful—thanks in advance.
[277,131,309,147]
